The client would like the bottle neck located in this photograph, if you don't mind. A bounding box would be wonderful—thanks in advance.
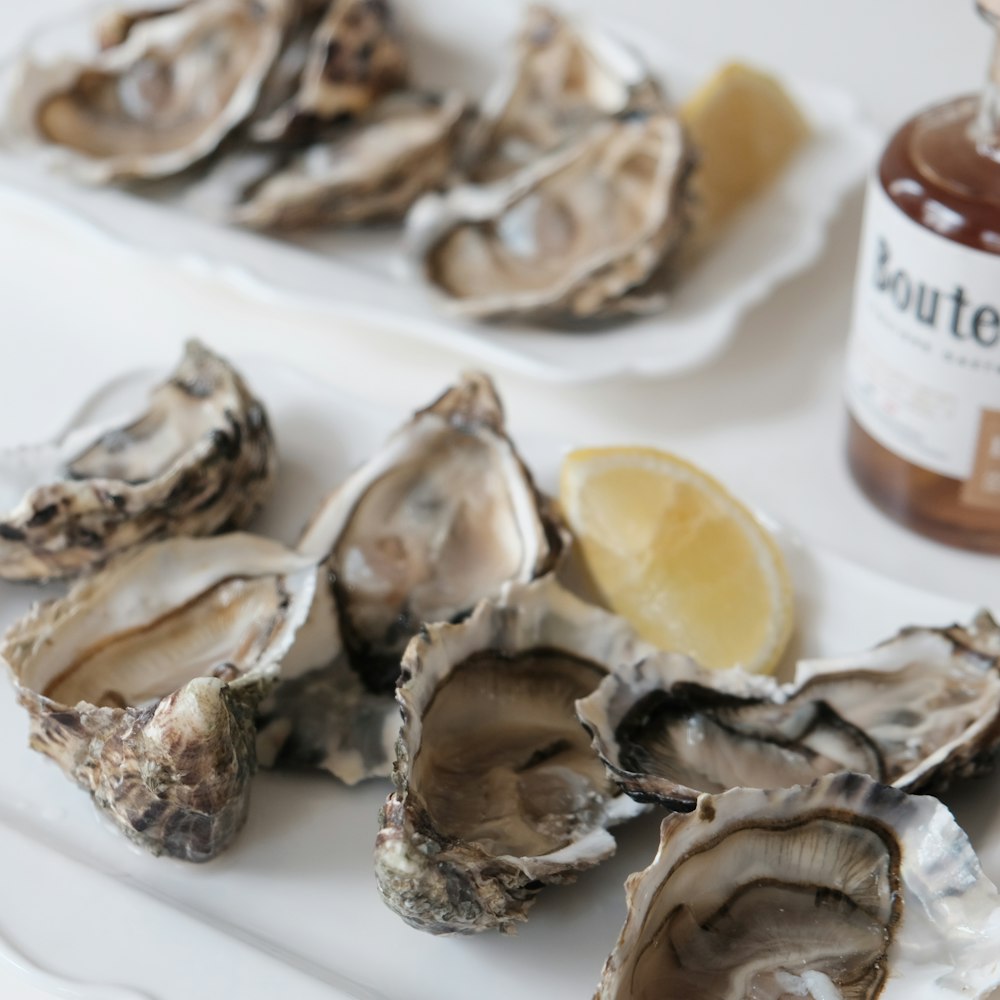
[974,4,1000,155]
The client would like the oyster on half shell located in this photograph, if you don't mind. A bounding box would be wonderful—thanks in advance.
[0,340,276,582]
[256,372,564,783]
[463,5,665,182]
[234,90,466,230]
[595,773,1000,999]
[406,110,691,322]
[7,0,288,181]
[374,577,657,935]
[576,612,1000,811]
[0,534,316,861]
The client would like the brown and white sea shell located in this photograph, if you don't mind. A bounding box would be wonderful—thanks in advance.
[1,533,316,861]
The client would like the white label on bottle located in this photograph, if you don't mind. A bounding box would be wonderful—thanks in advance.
[845,175,1000,483]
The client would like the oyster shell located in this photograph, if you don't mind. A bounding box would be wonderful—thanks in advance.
[406,110,691,322]
[0,340,276,582]
[250,0,408,144]
[0,534,316,861]
[95,2,188,50]
[576,612,1000,811]
[298,370,563,694]
[594,773,1000,999]
[374,576,657,935]
[256,371,564,782]
[8,0,287,181]
[234,90,466,229]
[464,5,665,182]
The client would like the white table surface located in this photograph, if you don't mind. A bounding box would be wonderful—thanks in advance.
[0,2,997,998]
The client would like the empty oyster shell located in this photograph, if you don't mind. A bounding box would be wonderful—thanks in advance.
[7,0,287,181]
[234,90,466,229]
[374,577,657,935]
[250,0,408,143]
[594,773,1000,999]
[0,534,316,861]
[464,5,665,182]
[0,340,275,582]
[577,612,1000,811]
[406,111,691,322]
[256,372,564,782]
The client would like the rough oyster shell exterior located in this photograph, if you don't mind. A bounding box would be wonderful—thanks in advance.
[1,534,316,861]
[374,576,657,935]
[250,0,408,143]
[0,339,276,582]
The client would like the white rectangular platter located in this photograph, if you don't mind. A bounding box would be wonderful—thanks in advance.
[0,354,996,1000]
[0,0,878,382]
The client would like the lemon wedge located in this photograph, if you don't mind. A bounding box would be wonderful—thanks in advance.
[559,446,793,674]
[680,62,811,241]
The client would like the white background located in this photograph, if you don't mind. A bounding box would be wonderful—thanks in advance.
[0,2,997,998]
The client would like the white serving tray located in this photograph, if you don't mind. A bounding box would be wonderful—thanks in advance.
[0,354,996,1000]
[0,0,879,383]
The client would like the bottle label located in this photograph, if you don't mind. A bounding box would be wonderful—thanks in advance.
[845,175,1000,508]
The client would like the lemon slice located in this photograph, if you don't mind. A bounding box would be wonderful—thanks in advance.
[680,62,811,241]
[559,447,793,674]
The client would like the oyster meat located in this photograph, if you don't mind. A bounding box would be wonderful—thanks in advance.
[0,340,276,582]
[250,0,408,143]
[577,612,1000,810]
[463,5,665,182]
[234,90,466,229]
[8,0,289,181]
[595,773,1000,999]
[375,576,658,935]
[0,534,316,861]
[406,110,691,322]
[256,372,564,783]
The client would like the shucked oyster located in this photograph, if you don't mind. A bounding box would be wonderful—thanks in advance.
[0,340,275,582]
[250,0,408,143]
[407,111,691,322]
[375,577,657,935]
[8,0,288,181]
[464,5,665,182]
[296,370,562,693]
[577,612,1000,811]
[0,534,316,861]
[234,90,465,230]
[595,773,1000,999]
[256,372,564,783]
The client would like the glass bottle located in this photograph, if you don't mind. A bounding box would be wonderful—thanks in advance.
[844,0,1000,552]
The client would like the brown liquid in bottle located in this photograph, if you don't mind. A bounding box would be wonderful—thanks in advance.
[847,21,1000,553]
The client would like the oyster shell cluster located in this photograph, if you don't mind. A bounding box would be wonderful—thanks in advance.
[257,370,565,784]
[6,0,698,326]
[1,342,999,995]
[576,611,1000,810]
[0,354,579,865]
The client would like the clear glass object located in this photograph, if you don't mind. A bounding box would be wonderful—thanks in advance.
[846,1,1000,552]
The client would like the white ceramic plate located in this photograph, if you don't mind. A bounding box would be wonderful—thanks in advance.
[0,1,879,383]
[0,355,997,1000]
